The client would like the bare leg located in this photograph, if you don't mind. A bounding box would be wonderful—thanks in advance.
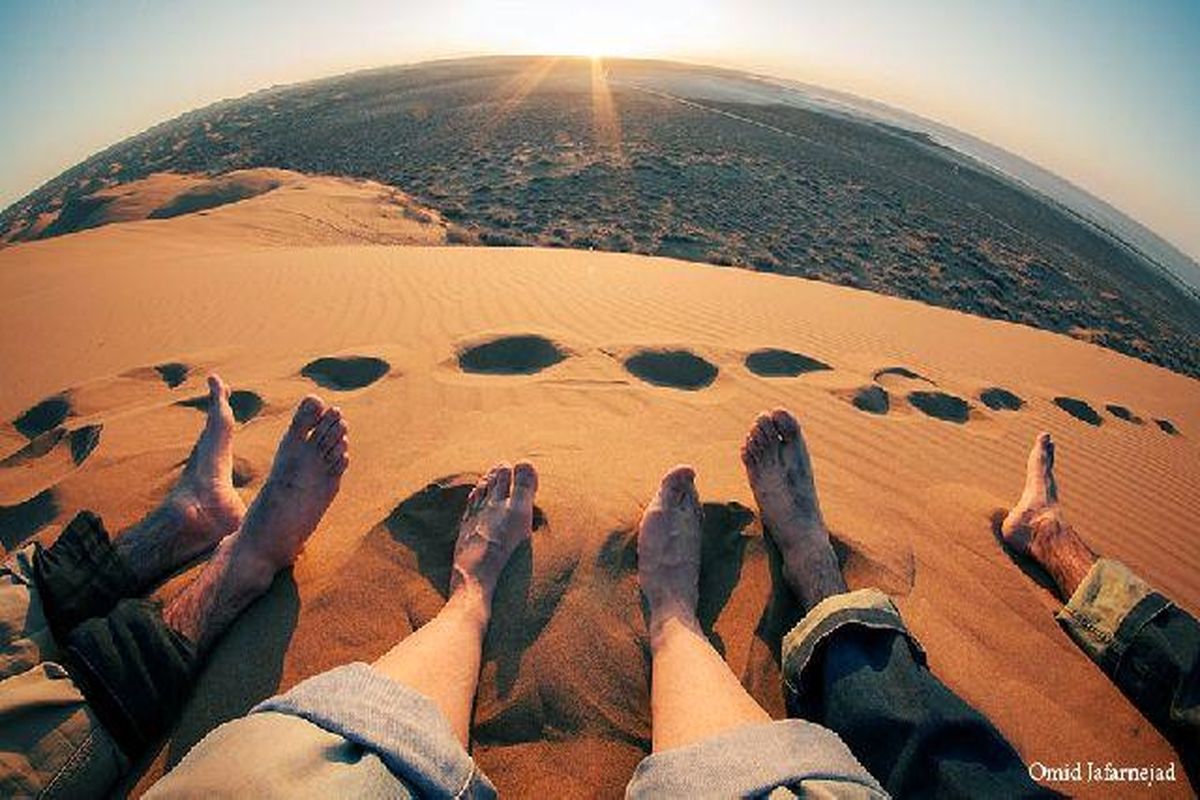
[373,461,538,747]
[1001,432,1096,598]
[114,375,246,589]
[639,465,771,752]
[163,396,349,654]
[742,408,846,611]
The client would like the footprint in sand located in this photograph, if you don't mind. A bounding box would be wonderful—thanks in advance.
[872,366,931,383]
[1053,396,1103,426]
[848,385,890,415]
[1105,404,1144,425]
[745,349,832,378]
[458,335,568,375]
[301,356,390,390]
[176,390,264,423]
[1154,418,1180,436]
[624,349,718,390]
[908,391,971,424]
[980,387,1024,411]
[312,475,554,647]
[154,362,190,388]
[0,489,59,551]
[13,394,72,439]
[1,424,103,469]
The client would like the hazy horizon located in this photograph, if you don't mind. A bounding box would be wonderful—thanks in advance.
[2,1,1197,261]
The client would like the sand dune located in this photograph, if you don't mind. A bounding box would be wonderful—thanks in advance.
[0,195,1197,798]
[2,168,450,248]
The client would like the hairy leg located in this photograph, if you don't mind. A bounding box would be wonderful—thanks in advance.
[1002,432,1096,599]
[163,396,348,653]
[114,375,246,589]
[742,408,846,611]
[640,465,771,752]
[372,462,538,746]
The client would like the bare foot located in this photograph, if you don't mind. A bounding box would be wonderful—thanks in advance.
[742,408,846,609]
[163,396,348,650]
[225,397,349,585]
[638,465,703,635]
[1002,433,1095,598]
[452,461,538,608]
[167,375,247,556]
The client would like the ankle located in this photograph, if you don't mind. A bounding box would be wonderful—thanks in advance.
[447,581,492,629]
[1031,518,1095,599]
[221,533,280,594]
[781,543,847,610]
[648,602,701,645]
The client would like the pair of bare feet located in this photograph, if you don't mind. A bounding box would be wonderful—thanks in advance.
[635,409,1100,642]
[138,374,349,651]
[637,408,847,638]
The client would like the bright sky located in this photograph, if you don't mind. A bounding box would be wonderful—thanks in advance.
[2,0,1197,259]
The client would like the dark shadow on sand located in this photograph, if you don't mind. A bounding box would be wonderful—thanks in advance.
[155,363,190,388]
[1053,396,1102,426]
[164,570,300,768]
[873,366,930,383]
[0,428,66,468]
[176,390,264,423]
[14,394,71,439]
[908,391,970,424]
[851,386,889,415]
[458,335,568,375]
[301,356,390,390]
[624,349,717,390]
[0,489,59,551]
[745,349,831,378]
[697,501,757,655]
[69,425,102,465]
[1105,404,1142,424]
[150,179,279,219]
[980,387,1024,411]
[1154,418,1180,436]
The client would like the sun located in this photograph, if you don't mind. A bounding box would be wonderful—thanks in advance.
[460,0,725,60]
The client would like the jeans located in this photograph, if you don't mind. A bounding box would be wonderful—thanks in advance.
[784,560,1200,798]
[1057,559,1199,789]
[782,589,1053,798]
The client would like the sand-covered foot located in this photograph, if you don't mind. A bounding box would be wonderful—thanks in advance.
[226,397,348,585]
[1002,433,1095,598]
[168,375,247,555]
[638,465,703,631]
[742,408,846,609]
[452,461,538,604]
[1001,432,1060,551]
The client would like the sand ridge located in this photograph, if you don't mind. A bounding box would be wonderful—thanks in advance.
[0,211,1197,797]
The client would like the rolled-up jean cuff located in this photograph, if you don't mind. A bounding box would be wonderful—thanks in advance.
[626,719,887,798]
[33,511,140,642]
[64,598,197,756]
[1056,558,1171,673]
[781,588,924,696]
[253,663,496,799]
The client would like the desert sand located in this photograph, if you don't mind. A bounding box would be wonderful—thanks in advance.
[0,176,1196,798]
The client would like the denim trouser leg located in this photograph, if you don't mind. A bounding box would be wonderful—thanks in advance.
[782,589,1054,798]
[147,663,498,799]
[1058,559,1199,789]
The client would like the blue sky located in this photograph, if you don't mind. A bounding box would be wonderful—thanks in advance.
[1,0,1197,259]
